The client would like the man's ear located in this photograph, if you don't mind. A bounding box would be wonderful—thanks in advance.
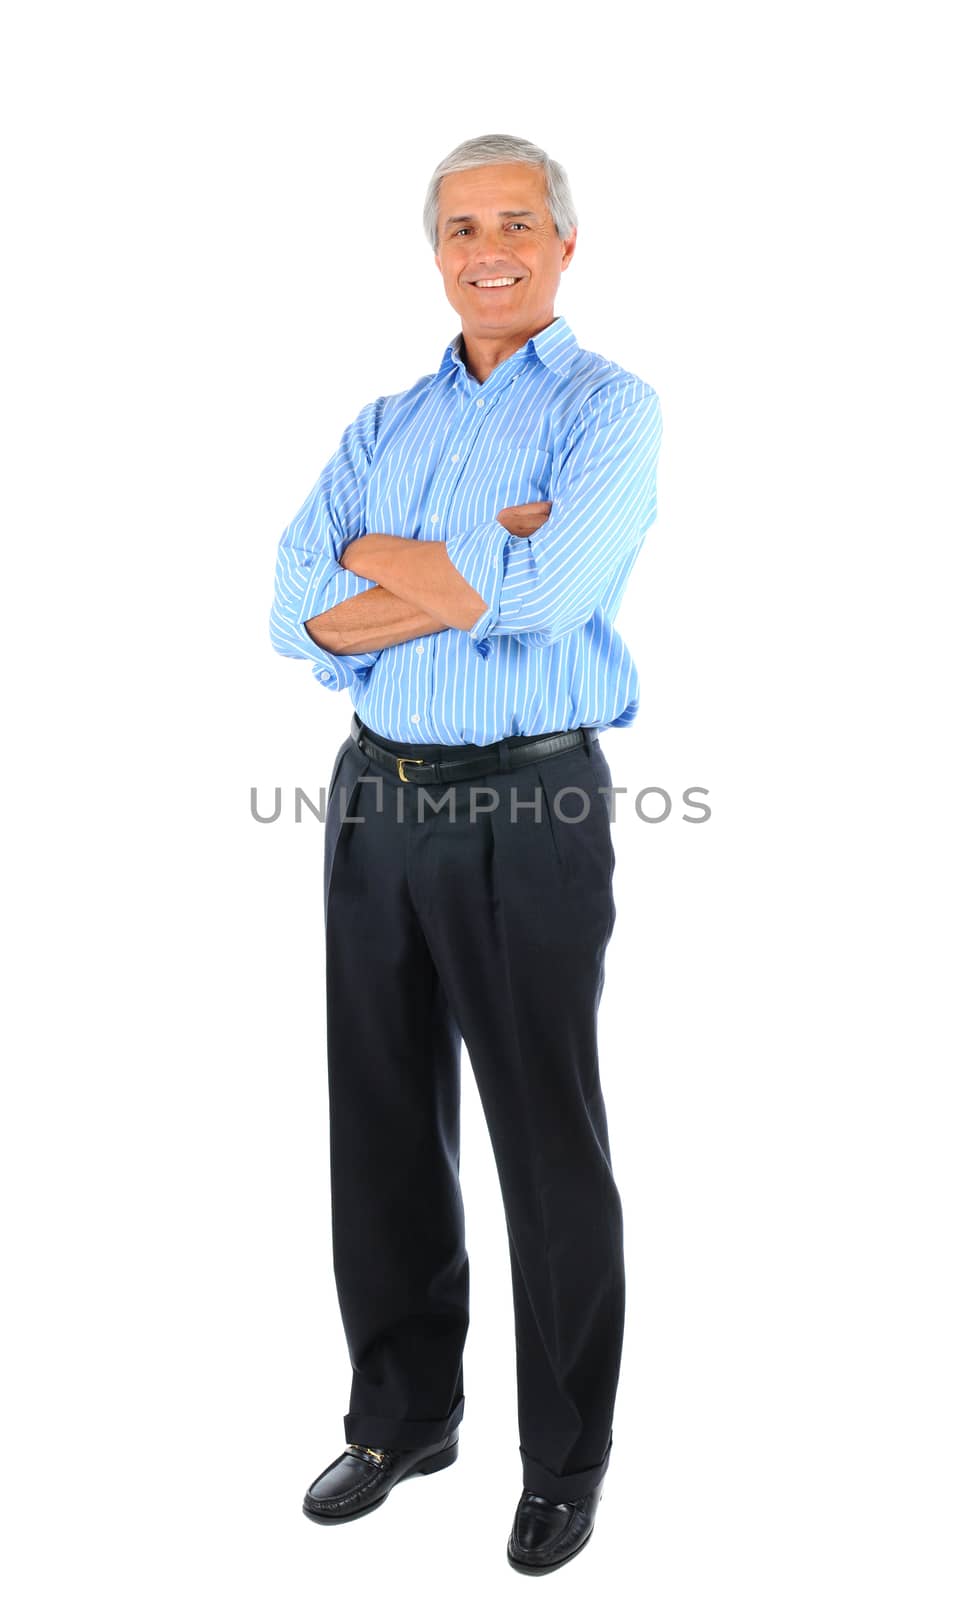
[561,228,578,271]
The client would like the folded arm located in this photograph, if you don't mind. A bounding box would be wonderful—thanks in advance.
[333,500,551,635]
[336,536,489,632]
[304,583,450,654]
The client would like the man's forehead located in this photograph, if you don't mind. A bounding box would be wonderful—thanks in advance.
[438,163,547,217]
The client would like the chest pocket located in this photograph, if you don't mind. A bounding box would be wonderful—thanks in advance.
[489,445,554,507]
[454,443,555,528]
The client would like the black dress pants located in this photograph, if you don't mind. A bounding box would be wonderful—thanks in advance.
[321,715,624,1501]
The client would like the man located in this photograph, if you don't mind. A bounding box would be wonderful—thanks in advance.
[269,132,662,1575]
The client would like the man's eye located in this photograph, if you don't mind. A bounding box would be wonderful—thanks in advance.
[453,223,528,236]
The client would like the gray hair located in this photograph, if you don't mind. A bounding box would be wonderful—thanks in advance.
[423,133,577,253]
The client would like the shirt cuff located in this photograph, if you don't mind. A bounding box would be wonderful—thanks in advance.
[307,644,377,691]
[444,517,517,648]
[295,561,376,634]
[295,561,379,689]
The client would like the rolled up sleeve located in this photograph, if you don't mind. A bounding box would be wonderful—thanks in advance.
[442,515,515,647]
[269,399,384,691]
[444,381,662,653]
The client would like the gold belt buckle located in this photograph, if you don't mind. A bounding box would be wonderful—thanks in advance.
[397,757,426,783]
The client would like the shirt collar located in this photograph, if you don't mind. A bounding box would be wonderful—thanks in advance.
[436,315,579,383]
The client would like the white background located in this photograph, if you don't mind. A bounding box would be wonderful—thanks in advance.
[2,2,950,1595]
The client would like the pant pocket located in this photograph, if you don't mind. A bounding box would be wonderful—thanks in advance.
[536,748,616,891]
[323,745,371,921]
[327,735,351,802]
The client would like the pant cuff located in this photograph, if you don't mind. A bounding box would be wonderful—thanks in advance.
[520,1435,613,1501]
[343,1394,465,1450]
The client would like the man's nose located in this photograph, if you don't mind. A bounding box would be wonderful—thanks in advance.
[468,235,519,268]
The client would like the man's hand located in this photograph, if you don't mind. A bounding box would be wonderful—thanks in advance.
[495,501,552,538]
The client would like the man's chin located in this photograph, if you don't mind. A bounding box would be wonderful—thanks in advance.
[461,308,524,335]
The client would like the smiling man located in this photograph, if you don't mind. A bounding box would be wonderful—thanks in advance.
[269,132,662,1575]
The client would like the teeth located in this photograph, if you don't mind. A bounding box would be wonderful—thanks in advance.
[474,277,518,287]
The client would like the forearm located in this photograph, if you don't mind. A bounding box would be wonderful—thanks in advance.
[341,535,488,631]
[305,582,450,654]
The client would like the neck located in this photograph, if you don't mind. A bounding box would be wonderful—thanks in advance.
[460,314,558,384]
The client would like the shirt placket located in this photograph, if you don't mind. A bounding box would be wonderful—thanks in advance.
[404,364,523,739]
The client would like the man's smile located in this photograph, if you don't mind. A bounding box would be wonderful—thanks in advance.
[468,276,522,290]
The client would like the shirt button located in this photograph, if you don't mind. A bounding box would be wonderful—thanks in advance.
[451,454,460,463]
[475,398,484,408]
[416,645,424,655]
[431,513,439,524]
[410,712,420,724]
[319,670,330,680]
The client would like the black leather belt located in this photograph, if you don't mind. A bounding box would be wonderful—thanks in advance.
[350,714,592,785]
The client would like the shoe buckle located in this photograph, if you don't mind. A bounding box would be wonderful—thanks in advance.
[348,1441,386,1466]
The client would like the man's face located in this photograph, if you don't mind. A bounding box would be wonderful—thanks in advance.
[434,162,576,347]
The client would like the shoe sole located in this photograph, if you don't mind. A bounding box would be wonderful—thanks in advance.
[506,1486,604,1574]
[302,1437,459,1524]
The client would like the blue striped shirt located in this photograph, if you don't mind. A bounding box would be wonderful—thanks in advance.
[269,315,662,745]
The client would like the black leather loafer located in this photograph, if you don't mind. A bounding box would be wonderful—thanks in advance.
[507,1481,606,1574]
[302,1431,459,1523]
